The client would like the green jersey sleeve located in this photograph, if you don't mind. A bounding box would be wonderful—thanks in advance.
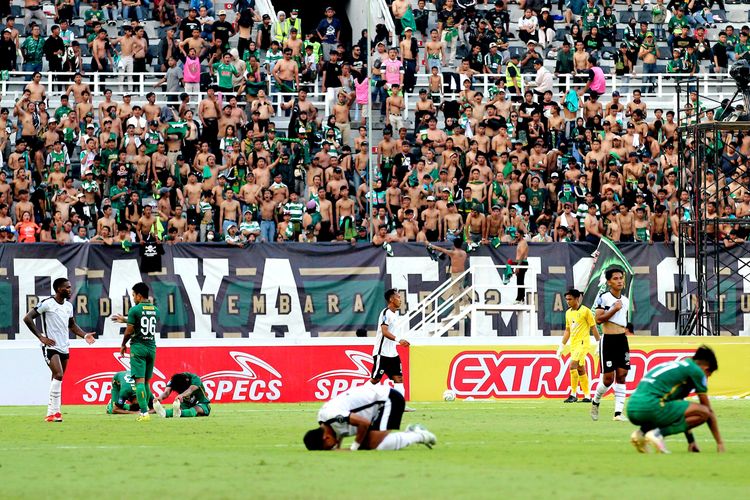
[110,375,121,405]
[127,304,139,327]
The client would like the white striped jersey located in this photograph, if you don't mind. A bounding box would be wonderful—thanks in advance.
[373,307,399,358]
[317,384,392,438]
[34,297,74,354]
[594,291,629,328]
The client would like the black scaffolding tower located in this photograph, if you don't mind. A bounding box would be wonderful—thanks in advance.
[676,78,750,335]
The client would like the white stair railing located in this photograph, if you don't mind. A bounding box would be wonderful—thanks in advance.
[398,263,534,337]
[372,0,396,42]
[254,0,278,23]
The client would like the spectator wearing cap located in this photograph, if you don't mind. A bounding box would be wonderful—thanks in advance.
[317,6,341,62]
[0,29,16,71]
[537,7,556,48]
[638,31,658,90]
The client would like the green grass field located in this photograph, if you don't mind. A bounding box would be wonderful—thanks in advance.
[2,399,748,499]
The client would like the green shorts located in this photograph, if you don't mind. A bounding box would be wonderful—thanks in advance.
[627,397,689,436]
[184,402,211,416]
[129,343,156,380]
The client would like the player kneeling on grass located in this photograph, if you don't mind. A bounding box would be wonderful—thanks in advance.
[628,346,725,454]
[152,372,211,418]
[303,383,436,451]
[106,371,154,415]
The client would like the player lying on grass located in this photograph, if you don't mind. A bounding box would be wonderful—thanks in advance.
[303,383,436,451]
[106,371,154,415]
[628,346,725,454]
[152,372,211,418]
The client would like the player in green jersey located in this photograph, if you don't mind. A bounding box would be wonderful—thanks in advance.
[105,371,154,415]
[111,282,159,422]
[153,372,212,418]
[628,346,724,454]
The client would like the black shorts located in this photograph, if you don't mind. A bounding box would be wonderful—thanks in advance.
[371,355,402,380]
[600,333,630,373]
[370,389,405,431]
[42,346,69,364]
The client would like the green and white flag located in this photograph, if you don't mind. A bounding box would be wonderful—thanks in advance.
[400,7,417,33]
[582,237,634,311]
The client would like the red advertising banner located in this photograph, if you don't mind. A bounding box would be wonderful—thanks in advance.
[410,338,750,400]
[63,345,409,404]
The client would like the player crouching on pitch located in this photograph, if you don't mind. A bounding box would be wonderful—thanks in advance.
[152,372,212,418]
[106,370,155,415]
[628,346,725,454]
[303,383,436,451]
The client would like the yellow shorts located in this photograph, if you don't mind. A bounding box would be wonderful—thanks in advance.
[569,340,589,365]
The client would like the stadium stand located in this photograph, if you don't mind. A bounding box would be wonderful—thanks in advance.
[0,0,746,246]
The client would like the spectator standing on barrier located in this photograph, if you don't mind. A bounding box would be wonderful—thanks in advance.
[317,6,340,62]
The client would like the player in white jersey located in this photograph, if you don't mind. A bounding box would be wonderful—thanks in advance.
[372,288,411,406]
[23,278,95,422]
[303,383,436,451]
[591,267,631,422]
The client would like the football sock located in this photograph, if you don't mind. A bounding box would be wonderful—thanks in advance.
[394,383,405,397]
[180,408,197,418]
[375,432,423,451]
[593,380,609,404]
[569,370,579,397]
[135,383,148,415]
[48,379,62,415]
[613,383,626,414]
[579,373,590,398]
[165,409,173,418]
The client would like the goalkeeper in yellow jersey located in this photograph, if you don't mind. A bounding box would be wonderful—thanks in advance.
[557,289,600,403]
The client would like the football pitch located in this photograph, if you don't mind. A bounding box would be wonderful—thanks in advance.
[3,399,748,499]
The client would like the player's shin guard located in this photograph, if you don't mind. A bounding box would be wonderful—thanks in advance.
[135,383,148,415]
[613,383,626,414]
[375,432,422,451]
[579,374,589,398]
[593,380,609,404]
[569,370,579,397]
[48,379,62,416]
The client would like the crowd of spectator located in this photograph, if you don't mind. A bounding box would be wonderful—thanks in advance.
[0,0,744,248]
